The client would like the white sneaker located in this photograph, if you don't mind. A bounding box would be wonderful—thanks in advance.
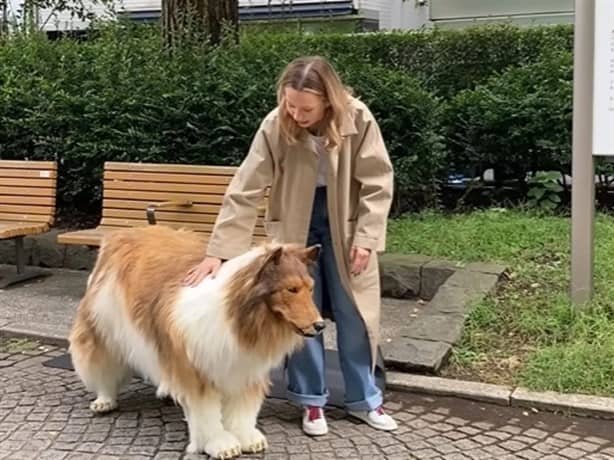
[302,406,328,436]
[348,406,398,431]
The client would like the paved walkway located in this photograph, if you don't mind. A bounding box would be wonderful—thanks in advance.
[0,265,423,364]
[1,339,614,460]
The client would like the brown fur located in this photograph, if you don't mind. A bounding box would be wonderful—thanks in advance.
[69,225,323,457]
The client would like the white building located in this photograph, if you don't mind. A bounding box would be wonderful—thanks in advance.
[4,0,575,33]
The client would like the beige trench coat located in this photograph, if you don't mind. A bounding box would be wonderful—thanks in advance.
[206,97,394,370]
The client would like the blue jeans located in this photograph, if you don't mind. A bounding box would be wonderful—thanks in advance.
[286,187,383,411]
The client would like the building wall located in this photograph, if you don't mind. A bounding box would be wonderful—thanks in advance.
[379,0,574,31]
[35,0,576,32]
[429,0,574,28]
[387,0,429,30]
[38,0,363,31]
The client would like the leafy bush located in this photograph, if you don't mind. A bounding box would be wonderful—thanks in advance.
[0,24,442,216]
[0,23,576,218]
[444,51,573,184]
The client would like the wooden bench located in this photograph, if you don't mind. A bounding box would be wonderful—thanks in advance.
[57,161,267,248]
[0,160,57,288]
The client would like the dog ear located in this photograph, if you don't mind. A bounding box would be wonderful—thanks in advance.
[257,246,283,277]
[302,244,321,263]
[266,246,283,265]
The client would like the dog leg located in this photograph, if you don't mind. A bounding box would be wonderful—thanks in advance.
[222,385,268,454]
[183,389,242,459]
[70,336,131,414]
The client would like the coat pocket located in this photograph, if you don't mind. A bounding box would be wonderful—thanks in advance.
[350,250,379,289]
[344,219,358,244]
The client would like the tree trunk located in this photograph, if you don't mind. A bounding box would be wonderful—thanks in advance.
[1,0,6,36]
[161,0,238,48]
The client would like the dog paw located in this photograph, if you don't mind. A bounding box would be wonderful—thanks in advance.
[190,432,241,459]
[89,397,117,413]
[185,442,199,454]
[237,427,268,453]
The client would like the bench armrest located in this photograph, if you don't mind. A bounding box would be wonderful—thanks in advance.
[146,200,193,225]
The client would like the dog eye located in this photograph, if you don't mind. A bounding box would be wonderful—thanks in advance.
[287,287,299,293]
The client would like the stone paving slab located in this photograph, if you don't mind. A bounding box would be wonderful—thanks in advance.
[399,313,466,344]
[2,340,614,460]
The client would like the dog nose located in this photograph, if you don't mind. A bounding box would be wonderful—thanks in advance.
[313,321,326,332]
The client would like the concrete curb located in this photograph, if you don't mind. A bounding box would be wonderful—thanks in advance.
[3,325,614,421]
[0,326,69,349]
[511,387,614,419]
[387,372,512,406]
[387,372,614,420]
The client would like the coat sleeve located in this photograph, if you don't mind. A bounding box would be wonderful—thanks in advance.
[206,123,274,260]
[352,110,394,252]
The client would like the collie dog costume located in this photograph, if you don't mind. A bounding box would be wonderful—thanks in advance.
[69,225,323,459]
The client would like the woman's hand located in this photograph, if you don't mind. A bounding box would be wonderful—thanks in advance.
[350,246,371,276]
[182,256,223,287]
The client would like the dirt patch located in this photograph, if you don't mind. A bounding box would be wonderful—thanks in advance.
[55,210,100,229]
[439,335,536,387]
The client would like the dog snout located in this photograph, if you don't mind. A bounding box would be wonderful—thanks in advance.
[313,321,326,334]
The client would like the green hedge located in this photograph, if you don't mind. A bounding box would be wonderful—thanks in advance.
[0,23,575,217]
[444,50,573,183]
[238,25,572,97]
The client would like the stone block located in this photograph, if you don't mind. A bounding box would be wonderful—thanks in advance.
[381,338,451,373]
[421,259,456,300]
[30,230,66,268]
[428,284,480,316]
[446,269,501,295]
[379,253,429,298]
[400,313,465,345]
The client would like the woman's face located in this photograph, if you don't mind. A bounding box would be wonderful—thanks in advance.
[284,87,327,130]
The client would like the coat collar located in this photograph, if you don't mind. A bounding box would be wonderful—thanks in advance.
[340,110,358,137]
[294,107,357,150]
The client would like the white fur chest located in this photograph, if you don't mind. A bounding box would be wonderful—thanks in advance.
[174,249,283,393]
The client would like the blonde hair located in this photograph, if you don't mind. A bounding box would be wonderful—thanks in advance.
[276,56,351,149]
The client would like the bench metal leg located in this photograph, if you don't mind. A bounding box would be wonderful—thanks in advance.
[16,236,25,274]
[0,236,49,289]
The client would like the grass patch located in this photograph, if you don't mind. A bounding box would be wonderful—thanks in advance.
[388,208,614,396]
[0,337,40,353]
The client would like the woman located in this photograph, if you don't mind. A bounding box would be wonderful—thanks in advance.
[184,56,397,435]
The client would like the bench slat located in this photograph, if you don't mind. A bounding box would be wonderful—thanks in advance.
[57,227,120,246]
[103,200,224,213]
[104,209,219,223]
[0,160,56,169]
[100,218,268,236]
[105,162,237,175]
[0,213,53,223]
[0,187,55,197]
[0,196,55,206]
[103,208,266,227]
[0,177,56,188]
[104,189,227,204]
[104,180,228,195]
[0,221,49,238]
[58,226,268,247]
[0,169,57,179]
[103,202,265,216]
[105,171,234,186]
[0,205,55,215]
